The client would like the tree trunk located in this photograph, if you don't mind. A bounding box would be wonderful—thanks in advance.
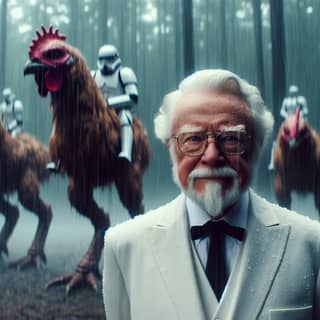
[174,0,182,83]
[182,0,195,77]
[99,0,108,43]
[69,0,79,46]
[131,0,137,68]
[270,0,286,134]
[0,0,7,91]
[252,0,265,98]
[220,0,228,68]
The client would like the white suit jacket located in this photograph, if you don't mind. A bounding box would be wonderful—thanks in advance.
[103,190,320,320]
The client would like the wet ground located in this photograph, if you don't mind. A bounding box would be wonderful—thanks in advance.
[0,253,105,320]
[0,175,318,319]
[0,207,106,320]
[0,175,177,320]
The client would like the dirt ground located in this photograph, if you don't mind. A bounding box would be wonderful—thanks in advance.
[0,177,167,320]
[1,174,318,320]
[0,252,106,320]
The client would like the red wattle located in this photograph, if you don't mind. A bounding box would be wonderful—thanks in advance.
[45,70,62,92]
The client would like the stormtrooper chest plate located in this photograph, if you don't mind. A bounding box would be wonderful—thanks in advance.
[0,102,16,128]
[95,71,124,99]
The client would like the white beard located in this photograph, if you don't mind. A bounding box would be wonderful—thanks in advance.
[169,144,240,218]
[187,167,240,218]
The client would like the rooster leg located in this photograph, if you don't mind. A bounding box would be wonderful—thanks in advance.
[314,171,320,221]
[47,178,110,295]
[275,171,292,209]
[114,162,144,217]
[0,195,19,259]
[9,170,52,270]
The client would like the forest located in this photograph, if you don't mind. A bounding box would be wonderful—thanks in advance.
[0,0,319,319]
[1,0,320,191]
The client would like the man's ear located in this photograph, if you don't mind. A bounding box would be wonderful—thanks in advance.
[165,139,170,149]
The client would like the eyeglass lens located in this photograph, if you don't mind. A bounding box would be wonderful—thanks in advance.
[177,131,249,156]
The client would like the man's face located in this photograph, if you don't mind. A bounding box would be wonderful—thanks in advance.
[171,90,254,218]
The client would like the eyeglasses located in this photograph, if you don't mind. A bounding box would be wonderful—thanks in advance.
[172,130,251,157]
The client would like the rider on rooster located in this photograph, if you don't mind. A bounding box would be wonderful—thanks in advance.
[92,45,138,164]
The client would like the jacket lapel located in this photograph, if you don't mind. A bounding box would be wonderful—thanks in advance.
[149,191,290,320]
[149,194,218,320]
[216,190,291,319]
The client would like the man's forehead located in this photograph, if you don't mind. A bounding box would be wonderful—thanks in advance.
[172,91,252,134]
[176,90,249,110]
[174,90,251,120]
[176,124,247,135]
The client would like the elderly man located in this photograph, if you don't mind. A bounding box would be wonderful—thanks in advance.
[103,69,320,320]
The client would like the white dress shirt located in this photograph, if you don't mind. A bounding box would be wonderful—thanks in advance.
[186,191,249,301]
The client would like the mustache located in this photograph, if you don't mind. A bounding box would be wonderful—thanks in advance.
[188,167,237,180]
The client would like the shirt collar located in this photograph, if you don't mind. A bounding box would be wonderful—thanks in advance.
[186,191,249,230]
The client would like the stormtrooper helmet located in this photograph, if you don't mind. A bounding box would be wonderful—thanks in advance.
[288,85,299,96]
[2,88,13,104]
[97,45,121,75]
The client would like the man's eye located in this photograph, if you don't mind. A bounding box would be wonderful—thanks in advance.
[183,134,204,144]
[190,135,202,142]
[220,134,240,143]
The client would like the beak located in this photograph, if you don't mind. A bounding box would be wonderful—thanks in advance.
[24,59,49,76]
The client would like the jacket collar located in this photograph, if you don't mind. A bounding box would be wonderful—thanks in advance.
[149,190,289,320]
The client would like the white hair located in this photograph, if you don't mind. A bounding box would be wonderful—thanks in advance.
[154,69,274,159]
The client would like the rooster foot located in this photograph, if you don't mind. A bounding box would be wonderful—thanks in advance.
[46,269,101,296]
[9,251,45,271]
[0,243,9,259]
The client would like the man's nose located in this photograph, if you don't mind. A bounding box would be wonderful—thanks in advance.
[200,138,224,166]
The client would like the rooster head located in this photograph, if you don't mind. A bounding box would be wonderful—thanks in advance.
[24,25,74,97]
[280,107,309,149]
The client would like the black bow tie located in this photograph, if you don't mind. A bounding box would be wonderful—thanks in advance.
[191,220,245,241]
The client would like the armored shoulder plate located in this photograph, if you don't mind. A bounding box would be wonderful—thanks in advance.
[91,69,97,78]
[119,67,137,86]
[0,102,6,112]
[13,100,23,112]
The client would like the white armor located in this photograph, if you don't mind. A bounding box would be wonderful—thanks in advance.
[280,85,308,120]
[92,45,138,163]
[268,85,308,171]
[92,68,124,100]
[0,88,23,137]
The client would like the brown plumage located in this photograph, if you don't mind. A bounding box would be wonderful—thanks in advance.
[0,121,52,269]
[274,108,320,215]
[24,26,150,294]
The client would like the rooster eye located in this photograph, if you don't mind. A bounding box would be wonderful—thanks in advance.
[43,48,65,60]
[300,127,308,136]
[283,127,290,135]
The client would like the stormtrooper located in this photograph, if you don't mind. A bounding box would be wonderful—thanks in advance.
[0,88,23,137]
[92,44,138,163]
[268,85,308,170]
[280,85,308,120]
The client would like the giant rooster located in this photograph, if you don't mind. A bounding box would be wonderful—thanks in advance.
[0,120,52,269]
[24,26,150,294]
[274,107,320,216]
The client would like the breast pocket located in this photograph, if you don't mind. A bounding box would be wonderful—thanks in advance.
[269,305,312,320]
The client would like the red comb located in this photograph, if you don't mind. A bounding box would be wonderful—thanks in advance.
[29,25,67,59]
